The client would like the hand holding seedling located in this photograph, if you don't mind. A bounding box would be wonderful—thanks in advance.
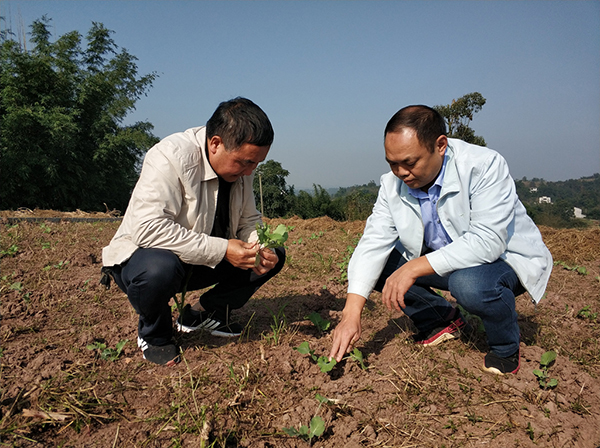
[225,239,261,269]
[252,223,289,273]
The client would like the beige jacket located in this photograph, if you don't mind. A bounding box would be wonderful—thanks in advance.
[102,126,261,268]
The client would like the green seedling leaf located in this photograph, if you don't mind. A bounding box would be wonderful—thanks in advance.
[317,356,337,372]
[295,341,312,355]
[533,369,545,379]
[349,347,367,370]
[306,311,331,332]
[282,427,301,437]
[255,223,290,266]
[546,378,558,388]
[540,350,557,367]
[309,415,325,438]
[315,393,331,404]
[576,266,588,275]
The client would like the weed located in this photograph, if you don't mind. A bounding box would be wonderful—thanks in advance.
[554,260,588,275]
[533,351,558,389]
[0,244,18,258]
[576,305,597,321]
[264,302,288,345]
[526,422,535,441]
[39,223,52,233]
[86,340,128,361]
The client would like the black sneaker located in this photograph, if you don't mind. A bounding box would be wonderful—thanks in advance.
[137,337,181,366]
[177,304,243,337]
[412,309,468,346]
[482,349,520,375]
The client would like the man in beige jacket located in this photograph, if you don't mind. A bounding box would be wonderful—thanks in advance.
[102,98,284,366]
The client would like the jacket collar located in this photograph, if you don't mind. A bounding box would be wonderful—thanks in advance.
[193,127,218,181]
[439,143,460,198]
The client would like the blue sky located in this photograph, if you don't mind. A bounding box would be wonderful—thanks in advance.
[2,0,599,190]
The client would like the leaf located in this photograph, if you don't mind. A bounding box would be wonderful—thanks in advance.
[540,350,557,367]
[546,378,558,388]
[533,369,545,379]
[294,341,311,355]
[317,356,337,372]
[576,266,588,275]
[306,311,331,332]
[282,426,300,437]
[309,415,325,438]
[315,393,331,404]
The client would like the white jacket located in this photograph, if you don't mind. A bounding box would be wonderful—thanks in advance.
[102,126,261,268]
[348,138,552,303]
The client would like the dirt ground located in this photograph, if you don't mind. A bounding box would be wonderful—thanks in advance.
[1,210,599,447]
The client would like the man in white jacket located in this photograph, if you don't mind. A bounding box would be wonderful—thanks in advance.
[102,98,284,366]
[329,105,552,375]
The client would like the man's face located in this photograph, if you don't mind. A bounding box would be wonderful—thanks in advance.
[207,136,270,182]
[384,129,447,192]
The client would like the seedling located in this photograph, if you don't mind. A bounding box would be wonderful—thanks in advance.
[346,347,367,370]
[576,305,597,321]
[255,223,289,266]
[554,261,588,275]
[294,341,337,372]
[0,244,18,258]
[283,394,328,442]
[306,311,331,333]
[87,340,128,361]
[282,415,325,442]
[533,350,558,389]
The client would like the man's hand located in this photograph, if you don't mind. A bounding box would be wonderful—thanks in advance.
[329,294,367,362]
[252,247,279,275]
[381,256,435,311]
[225,239,259,269]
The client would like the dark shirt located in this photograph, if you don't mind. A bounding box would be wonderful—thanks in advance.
[211,176,232,238]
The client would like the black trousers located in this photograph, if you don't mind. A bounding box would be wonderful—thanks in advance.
[110,246,286,346]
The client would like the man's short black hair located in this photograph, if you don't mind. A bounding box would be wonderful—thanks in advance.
[206,97,274,150]
[384,105,447,153]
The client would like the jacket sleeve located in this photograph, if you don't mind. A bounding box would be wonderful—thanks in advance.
[426,151,516,276]
[128,148,228,268]
[347,177,400,299]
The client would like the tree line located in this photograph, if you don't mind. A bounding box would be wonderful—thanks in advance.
[4,18,595,229]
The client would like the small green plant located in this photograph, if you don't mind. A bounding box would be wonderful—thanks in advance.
[294,341,337,372]
[576,305,597,321]
[0,244,18,258]
[39,223,52,233]
[86,340,128,361]
[346,347,367,370]
[554,261,588,275]
[533,350,558,389]
[306,311,331,333]
[255,223,289,266]
[283,394,328,442]
[264,302,288,345]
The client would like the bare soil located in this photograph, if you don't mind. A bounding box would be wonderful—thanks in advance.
[1,210,599,447]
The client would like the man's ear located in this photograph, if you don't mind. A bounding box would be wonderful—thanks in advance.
[207,135,222,154]
[436,135,448,156]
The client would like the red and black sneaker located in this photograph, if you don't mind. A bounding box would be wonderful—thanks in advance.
[482,349,520,375]
[412,309,468,347]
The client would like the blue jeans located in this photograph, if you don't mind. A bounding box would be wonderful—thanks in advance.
[374,250,525,357]
[109,246,286,346]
